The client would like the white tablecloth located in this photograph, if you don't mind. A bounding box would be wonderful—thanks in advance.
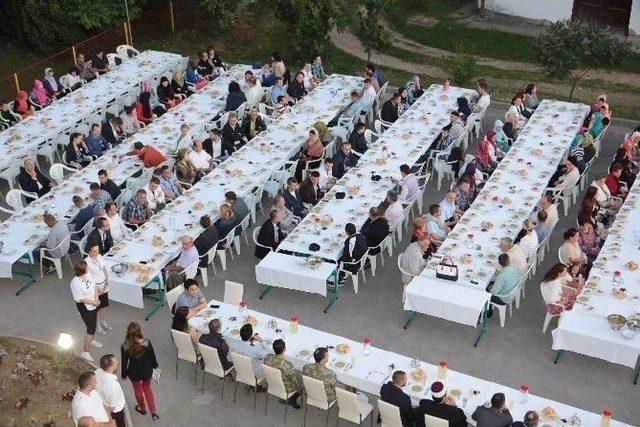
[187,300,631,426]
[255,252,336,297]
[404,100,589,326]
[0,64,261,279]
[553,181,640,368]
[0,51,185,171]
[105,75,362,306]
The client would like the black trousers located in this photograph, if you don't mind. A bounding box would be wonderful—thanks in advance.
[112,409,125,427]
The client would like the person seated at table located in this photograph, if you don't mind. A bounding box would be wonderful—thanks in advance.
[198,319,234,371]
[406,74,423,105]
[612,147,638,190]
[360,207,390,255]
[136,85,165,124]
[380,371,414,427]
[397,164,418,202]
[558,228,587,266]
[578,218,600,265]
[241,107,267,141]
[301,62,316,91]
[551,159,580,197]
[310,54,327,81]
[439,190,461,228]
[229,323,271,380]
[338,223,367,282]
[425,204,449,242]
[486,254,519,317]
[532,209,550,243]
[101,117,125,147]
[43,67,67,99]
[540,263,583,315]
[513,219,538,257]
[127,142,166,168]
[302,347,344,403]
[529,194,559,230]
[287,72,307,101]
[415,381,467,427]
[317,158,336,192]
[122,189,152,227]
[175,148,201,185]
[120,106,141,137]
[268,76,287,105]
[452,176,475,212]
[104,202,130,243]
[223,81,246,113]
[70,195,95,232]
[193,215,219,267]
[347,122,368,154]
[491,119,511,154]
[472,393,512,427]
[30,79,52,108]
[244,74,263,109]
[255,209,285,259]
[283,177,308,217]
[587,106,609,139]
[159,165,184,200]
[294,129,324,181]
[186,57,207,91]
[501,112,518,142]
[224,191,249,223]
[214,203,238,245]
[85,123,110,158]
[171,306,191,333]
[88,182,112,213]
[400,237,435,283]
[382,191,403,229]
[18,158,51,202]
[85,217,113,255]
[523,82,539,111]
[498,237,527,276]
[74,53,96,81]
[274,95,292,117]
[457,96,471,119]
[188,139,215,175]
[221,112,246,153]
[164,236,199,290]
[173,279,207,317]
[621,131,640,162]
[605,162,629,197]
[512,410,540,427]
[97,169,121,201]
[475,133,498,175]
[410,217,428,243]
[39,214,70,271]
[327,91,364,127]
[207,46,226,71]
[365,63,385,87]
[142,177,165,213]
[203,128,229,161]
[157,76,183,109]
[506,92,530,126]
[299,172,323,206]
[171,69,190,98]
[590,174,622,211]
[0,100,20,127]
[272,194,299,235]
[380,93,400,124]
[360,78,376,110]
[264,339,303,409]
[197,51,217,81]
[332,142,359,179]
[92,50,110,75]
[12,90,33,118]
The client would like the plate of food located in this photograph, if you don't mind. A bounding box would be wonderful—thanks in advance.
[612,288,627,299]
[449,389,461,398]
[411,368,427,382]
[480,221,494,230]
[334,361,347,369]
[335,343,350,354]
[626,261,638,271]
[411,384,423,393]
[459,254,472,264]
[298,349,311,358]
[229,328,240,335]
[540,407,559,421]
[244,315,258,326]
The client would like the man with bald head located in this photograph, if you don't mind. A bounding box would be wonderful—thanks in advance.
[189,138,214,173]
[164,235,199,289]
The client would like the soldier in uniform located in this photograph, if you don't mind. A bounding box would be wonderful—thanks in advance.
[264,339,302,408]
[302,347,343,403]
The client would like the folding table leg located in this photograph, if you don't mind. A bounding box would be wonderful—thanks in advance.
[403,311,417,330]
[553,350,564,364]
[473,304,489,347]
[15,253,36,296]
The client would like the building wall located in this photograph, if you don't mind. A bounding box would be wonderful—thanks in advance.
[484,0,574,22]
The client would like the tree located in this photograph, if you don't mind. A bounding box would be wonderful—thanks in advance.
[278,0,348,61]
[0,0,145,53]
[199,0,236,27]
[358,0,398,62]
[535,20,632,99]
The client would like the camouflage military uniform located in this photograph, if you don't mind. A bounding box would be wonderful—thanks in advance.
[264,354,303,393]
[302,362,342,402]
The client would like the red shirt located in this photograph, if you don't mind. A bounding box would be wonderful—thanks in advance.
[604,173,620,195]
[128,146,166,168]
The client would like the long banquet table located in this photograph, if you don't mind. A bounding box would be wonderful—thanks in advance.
[255,84,475,310]
[552,178,640,380]
[403,100,589,344]
[0,50,185,172]
[0,65,262,286]
[187,300,632,427]
[104,74,362,314]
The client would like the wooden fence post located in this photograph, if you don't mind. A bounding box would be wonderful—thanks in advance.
[71,45,77,65]
[124,21,130,45]
[13,73,20,92]
[169,1,176,34]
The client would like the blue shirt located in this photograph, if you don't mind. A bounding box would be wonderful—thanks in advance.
[186,67,201,84]
[344,99,364,118]
[159,174,180,198]
[269,85,287,105]
[85,133,108,157]
[175,289,204,309]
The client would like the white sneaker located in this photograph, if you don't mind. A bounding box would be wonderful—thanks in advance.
[80,352,94,362]
[91,340,103,349]
[96,324,106,335]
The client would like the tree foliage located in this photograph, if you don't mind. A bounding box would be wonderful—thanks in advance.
[199,0,237,27]
[278,0,348,61]
[358,0,398,62]
[535,20,632,98]
[0,0,145,53]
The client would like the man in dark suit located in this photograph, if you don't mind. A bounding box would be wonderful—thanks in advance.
[97,169,121,201]
[255,209,285,259]
[338,223,367,283]
[381,93,400,123]
[360,207,389,255]
[102,117,125,146]
[332,142,359,179]
[194,215,219,267]
[283,177,308,217]
[221,113,246,154]
[414,381,467,427]
[85,216,113,255]
[472,393,513,427]
[299,171,323,206]
[199,318,234,370]
[380,371,414,426]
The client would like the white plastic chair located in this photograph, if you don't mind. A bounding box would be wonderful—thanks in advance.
[4,189,33,213]
[49,163,76,183]
[116,44,140,58]
[230,352,266,410]
[262,364,297,422]
[338,255,367,294]
[224,280,243,305]
[216,229,235,271]
[253,226,273,259]
[198,342,234,398]
[542,303,566,333]
[232,215,251,255]
[489,281,523,328]
[198,246,218,287]
[106,53,121,68]
[170,329,199,385]
[366,234,392,277]
[377,399,403,427]
[0,163,20,189]
[425,414,449,427]
[302,375,336,427]
[165,285,184,313]
[336,387,373,426]
[557,247,569,266]
[40,234,72,279]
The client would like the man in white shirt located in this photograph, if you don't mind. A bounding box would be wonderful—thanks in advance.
[203,129,227,161]
[472,78,490,113]
[553,159,580,197]
[499,237,527,276]
[71,371,114,426]
[361,78,377,109]
[400,237,431,283]
[384,191,404,228]
[425,204,449,242]
[95,355,126,426]
[439,191,461,227]
[104,202,131,243]
[317,158,336,191]
[302,62,315,91]
[229,323,272,379]
[188,138,214,173]
[398,164,418,201]
[531,194,559,229]
[143,176,165,212]
[164,236,199,289]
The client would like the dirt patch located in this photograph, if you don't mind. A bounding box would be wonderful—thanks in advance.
[406,15,439,29]
[0,336,91,427]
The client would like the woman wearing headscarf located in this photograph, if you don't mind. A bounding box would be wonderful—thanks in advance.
[244,74,263,109]
[502,112,518,141]
[612,148,637,189]
[136,82,165,124]
[587,110,606,139]
[29,80,51,108]
[13,91,33,118]
[171,70,189,98]
[475,130,497,174]
[42,68,66,99]
[294,129,324,181]
[621,131,640,162]
[314,121,333,145]
[493,119,510,153]
[157,76,182,109]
